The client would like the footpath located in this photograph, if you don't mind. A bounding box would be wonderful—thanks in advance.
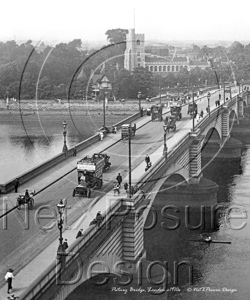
[0,90,225,300]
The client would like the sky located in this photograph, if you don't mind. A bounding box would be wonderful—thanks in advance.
[1,0,249,45]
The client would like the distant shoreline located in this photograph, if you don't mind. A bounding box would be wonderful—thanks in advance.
[0,100,156,115]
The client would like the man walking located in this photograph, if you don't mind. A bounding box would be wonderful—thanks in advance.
[116,173,122,186]
[5,268,14,293]
[145,154,150,168]
[14,178,20,193]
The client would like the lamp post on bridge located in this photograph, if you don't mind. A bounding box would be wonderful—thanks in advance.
[163,125,168,158]
[241,79,244,94]
[62,120,68,153]
[137,91,142,116]
[100,77,112,128]
[192,87,195,132]
[207,92,211,117]
[57,199,66,254]
[128,125,133,198]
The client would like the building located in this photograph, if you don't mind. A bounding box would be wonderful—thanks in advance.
[124,29,209,75]
[124,29,145,70]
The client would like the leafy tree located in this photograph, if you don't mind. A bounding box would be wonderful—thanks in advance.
[105,28,128,45]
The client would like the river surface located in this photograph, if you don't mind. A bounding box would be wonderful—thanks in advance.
[0,112,128,182]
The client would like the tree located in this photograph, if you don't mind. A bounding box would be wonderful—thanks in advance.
[105,28,128,45]
[132,67,154,97]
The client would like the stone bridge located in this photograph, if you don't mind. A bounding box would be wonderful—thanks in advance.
[18,90,250,300]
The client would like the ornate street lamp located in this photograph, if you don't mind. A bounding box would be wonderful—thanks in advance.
[57,199,66,254]
[128,125,132,198]
[137,91,142,116]
[163,124,168,158]
[207,92,211,117]
[241,79,244,94]
[99,77,112,128]
[62,120,68,153]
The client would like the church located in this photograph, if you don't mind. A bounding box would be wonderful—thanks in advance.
[124,29,209,75]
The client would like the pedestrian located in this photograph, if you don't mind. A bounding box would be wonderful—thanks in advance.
[124,182,128,191]
[196,113,200,123]
[73,146,77,157]
[113,183,120,195]
[200,110,204,118]
[62,239,68,251]
[219,94,221,100]
[96,211,103,226]
[14,178,20,193]
[5,269,14,294]
[116,173,122,186]
[99,131,104,141]
[145,154,150,168]
[76,229,84,239]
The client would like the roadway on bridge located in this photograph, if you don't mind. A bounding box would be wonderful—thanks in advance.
[0,87,238,298]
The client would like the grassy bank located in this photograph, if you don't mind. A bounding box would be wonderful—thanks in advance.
[0,99,159,114]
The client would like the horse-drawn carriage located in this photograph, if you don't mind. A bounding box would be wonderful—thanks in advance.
[164,116,177,132]
[16,190,35,210]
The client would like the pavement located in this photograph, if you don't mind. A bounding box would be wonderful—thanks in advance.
[0,88,233,300]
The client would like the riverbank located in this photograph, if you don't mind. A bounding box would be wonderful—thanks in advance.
[0,99,159,114]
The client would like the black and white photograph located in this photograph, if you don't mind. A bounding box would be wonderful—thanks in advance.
[0,0,250,299]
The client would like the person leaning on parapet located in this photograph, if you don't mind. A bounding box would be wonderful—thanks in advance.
[62,239,68,251]
[76,229,84,239]
[14,178,20,193]
[99,131,104,141]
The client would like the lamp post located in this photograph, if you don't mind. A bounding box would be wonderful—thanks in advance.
[241,79,244,94]
[57,199,66,254]
[62,120,68,153]
[128,125,132,198]
[163,125,168,158]
[192,87,195,131]
[223,81,226,104]
[137,91,142,116]
[99,77,112,128]
[207,92,211,117]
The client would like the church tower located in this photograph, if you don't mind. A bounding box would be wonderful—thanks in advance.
[124,29,145,71]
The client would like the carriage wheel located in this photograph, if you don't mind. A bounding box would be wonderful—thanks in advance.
[87,190,91,198]
[29,198,34,210]
[72,189,76,197]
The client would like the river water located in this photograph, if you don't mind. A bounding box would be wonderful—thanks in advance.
[1,112,250,299]
[0,112,127,182]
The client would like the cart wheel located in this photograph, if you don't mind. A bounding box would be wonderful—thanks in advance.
[87,190,91,198]
[29,198,34,210]
[72,189,76,197]
[16,201,20,210]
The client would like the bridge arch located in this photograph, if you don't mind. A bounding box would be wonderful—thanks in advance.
[201,115,222,141]
[164,173,188,186]
[229,109,237,126]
